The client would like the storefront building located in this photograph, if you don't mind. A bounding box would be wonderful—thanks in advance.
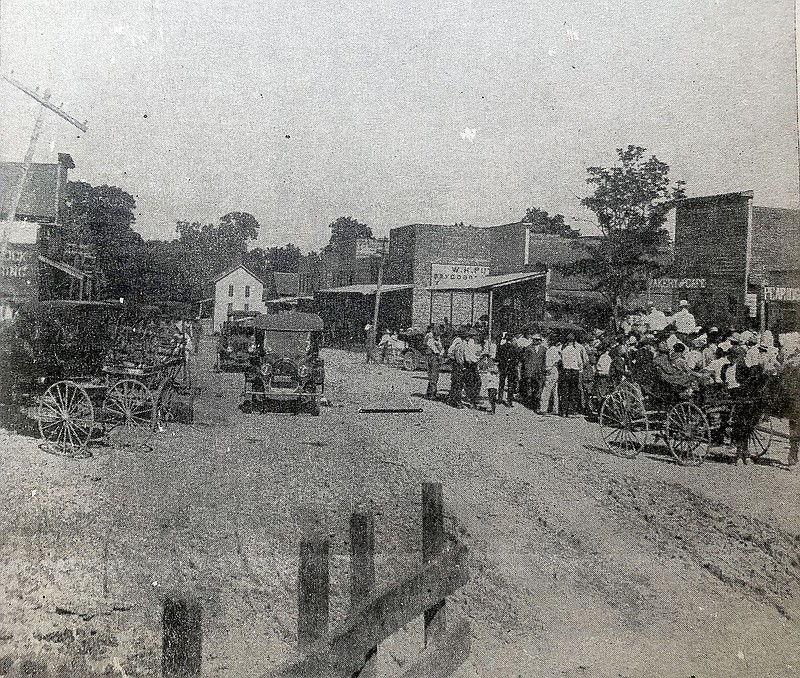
[672,191,800,331]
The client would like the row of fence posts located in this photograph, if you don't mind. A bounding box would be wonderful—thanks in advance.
[162,482,449,678]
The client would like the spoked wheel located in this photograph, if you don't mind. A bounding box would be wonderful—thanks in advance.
[102,379,157,450]
[598,389,649,458]
[665,402,710,466]
[37,380,95,458]
[748,414,773,460]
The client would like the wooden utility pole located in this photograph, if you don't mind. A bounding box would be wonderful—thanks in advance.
[2,73,88,223]
[367,239,387,362]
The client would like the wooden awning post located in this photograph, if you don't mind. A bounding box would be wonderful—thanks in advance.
[487,288,493,340]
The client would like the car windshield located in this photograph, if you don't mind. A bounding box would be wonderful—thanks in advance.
[262,330,313,356]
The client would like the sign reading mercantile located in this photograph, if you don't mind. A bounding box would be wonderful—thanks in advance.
[651,278,707,289]
[764,287,800,302]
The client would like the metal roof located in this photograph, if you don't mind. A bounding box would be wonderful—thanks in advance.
[316,283,414,295]
[252,312,324,331]
[426,270,547,292]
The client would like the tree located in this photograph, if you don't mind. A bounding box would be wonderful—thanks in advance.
[326,216,372,248]
[63,181,143,299]
[521,207,579,238]
[561,145,686,325]
[268,243,301,272]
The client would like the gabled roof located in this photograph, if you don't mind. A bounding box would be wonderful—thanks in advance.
[213,264,264,285]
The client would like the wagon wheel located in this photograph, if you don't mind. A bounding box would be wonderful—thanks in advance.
[102,379,157,450]
[37,380,95,458]
[402,350,419,372]
[748,414,773,460]
[598,389,649,458]
[665,402,710,466]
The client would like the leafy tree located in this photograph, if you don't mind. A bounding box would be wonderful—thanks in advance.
[326,216,372,249]
[561,145,686,324]
[268,243,301,272]
[521,207,579,238]
[63,181,143,299]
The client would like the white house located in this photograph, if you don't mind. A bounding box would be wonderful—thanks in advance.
[212,265,268,333]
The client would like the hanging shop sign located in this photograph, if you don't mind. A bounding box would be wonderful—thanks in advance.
[651,278,707,290]
[764,287,800,302]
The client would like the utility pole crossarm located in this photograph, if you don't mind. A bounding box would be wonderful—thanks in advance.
[2,73,88,132]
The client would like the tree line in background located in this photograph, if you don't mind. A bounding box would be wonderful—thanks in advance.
[61,144,684,324]
[62,188,303,303]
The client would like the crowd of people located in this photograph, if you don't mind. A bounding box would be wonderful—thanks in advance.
[414,300,799,466]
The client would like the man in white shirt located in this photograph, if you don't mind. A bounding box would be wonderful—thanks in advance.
[539,338,562,415]
[424,325,444,399]
[463,330,483,408]
[560,334,586,416]
[644,302,669,332]
[671,300,698,335]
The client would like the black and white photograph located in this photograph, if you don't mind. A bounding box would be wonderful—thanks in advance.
[0,0,799,675]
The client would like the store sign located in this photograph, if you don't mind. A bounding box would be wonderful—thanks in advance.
[355,238,387,259]
[745,293,758,318]
[764,286,800,302]
[431,263,490,286]
[651,277,707,290]
[0,242,38,298]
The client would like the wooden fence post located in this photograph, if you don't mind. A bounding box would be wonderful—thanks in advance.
[350,511,377,678]
[422,481,446,646]
[162,596,202,678]
[298,535,330,652]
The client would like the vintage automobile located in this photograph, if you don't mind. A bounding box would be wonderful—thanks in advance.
[242,312,325,415]
[217,311,261,372]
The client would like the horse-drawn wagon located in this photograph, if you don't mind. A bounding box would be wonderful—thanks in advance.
[0,301,191,457]
[597,369,773,466]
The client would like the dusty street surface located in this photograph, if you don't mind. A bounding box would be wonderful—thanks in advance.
[0,338,798,676]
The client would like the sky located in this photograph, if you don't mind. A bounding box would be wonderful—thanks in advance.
[0,0,798,252]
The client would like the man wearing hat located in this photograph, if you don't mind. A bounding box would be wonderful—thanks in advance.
[447,326,467,407]
[496,331,518,407]
[670,299,698,339]
[522,333,547,408]
[644,302,669,332]
[462,328,483,408]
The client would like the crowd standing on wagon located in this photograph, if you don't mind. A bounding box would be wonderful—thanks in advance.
[401,300,799,467]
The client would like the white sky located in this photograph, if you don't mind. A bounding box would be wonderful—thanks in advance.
[0,0,798,251]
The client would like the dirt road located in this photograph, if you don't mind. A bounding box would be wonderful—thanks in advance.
[0,341,798,676]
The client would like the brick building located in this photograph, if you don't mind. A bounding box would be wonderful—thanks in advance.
[672,191,800,331]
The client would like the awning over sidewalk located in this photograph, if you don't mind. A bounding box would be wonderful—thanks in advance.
[317,284,414,295]
[425,270,547,292]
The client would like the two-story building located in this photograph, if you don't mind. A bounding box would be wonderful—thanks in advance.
[0,152,78,317]
[212,264,268,333]
[671,191,800,331]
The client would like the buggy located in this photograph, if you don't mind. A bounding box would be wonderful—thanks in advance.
[597,363,773,466]
[0,301,191,457]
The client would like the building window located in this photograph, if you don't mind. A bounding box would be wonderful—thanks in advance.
[227,302,233,315]
[228,284,234,297]
[245,285,250,298]
[244,303,249,312]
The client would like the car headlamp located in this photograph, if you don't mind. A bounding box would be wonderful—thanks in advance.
[298,364,309,378]
[260,363,272,377]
